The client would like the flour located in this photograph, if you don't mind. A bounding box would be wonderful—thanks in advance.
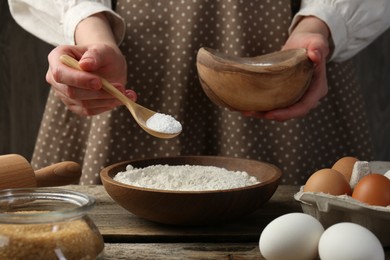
[146,113,182,134]
[113,164,260,191]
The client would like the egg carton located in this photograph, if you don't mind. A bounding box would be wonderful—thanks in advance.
[294,161,390,247]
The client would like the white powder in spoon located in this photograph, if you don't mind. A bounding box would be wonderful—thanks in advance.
[146,113,182,134]
[113,164,260,191]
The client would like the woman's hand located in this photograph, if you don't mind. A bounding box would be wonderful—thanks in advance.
[45,13,136,116]
[46,44,136,116]
[242,16,331,121]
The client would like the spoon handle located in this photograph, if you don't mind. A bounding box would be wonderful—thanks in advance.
[59,55,133,109]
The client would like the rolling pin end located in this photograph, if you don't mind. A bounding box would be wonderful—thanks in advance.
[35,161,82,187]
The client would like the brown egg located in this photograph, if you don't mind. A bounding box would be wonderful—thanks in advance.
[304,168,352,195]
[352,174,390,206]
[332,156,358,182]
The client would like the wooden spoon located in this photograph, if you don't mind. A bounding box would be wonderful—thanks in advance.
[0,154,81,189]
[60,55,181,139]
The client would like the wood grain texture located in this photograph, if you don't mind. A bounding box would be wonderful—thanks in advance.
[69,185,390,259]
[102,243,263,259]
[0,154,81,188]
[0,154,36,189]
[1,2,389,161]
[196,48,313,111]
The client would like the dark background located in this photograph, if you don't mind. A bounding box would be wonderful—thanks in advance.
[1,1,389,164]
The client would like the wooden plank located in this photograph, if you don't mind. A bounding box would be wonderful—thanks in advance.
[102,243,390,259]
[51,185,390,258]
[102,243,263,259]
[68,185,301,243]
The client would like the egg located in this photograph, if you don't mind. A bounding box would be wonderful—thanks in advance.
[332,156,358,182]
[259,213,324,260]
[303,168,352,195]
[318,222,384,260]
[352,173,390,206]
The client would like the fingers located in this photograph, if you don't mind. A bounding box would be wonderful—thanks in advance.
[257,31,329,121]
[78,49,96,70]
[47,76,120,116]
[45,44,133,116]
[54,91,120,116]
[261,62,328,121]
[78,44,122,72]
[46,68,116,100]
[47,73,137,116]
[241,54,328,121]
[48,46,103,90]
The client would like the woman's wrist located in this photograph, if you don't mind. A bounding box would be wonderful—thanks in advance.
[75,12,117,47]
[291,16,330,39]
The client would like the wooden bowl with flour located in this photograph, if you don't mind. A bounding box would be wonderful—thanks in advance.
[100,156,282,225]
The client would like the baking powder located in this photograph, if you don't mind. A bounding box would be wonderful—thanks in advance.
[113,164,260,191]
[146,113,182,134]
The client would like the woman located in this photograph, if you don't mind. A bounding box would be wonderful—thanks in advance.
[8,0,390,184]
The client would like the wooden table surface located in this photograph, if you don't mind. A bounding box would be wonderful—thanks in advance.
[68,185,390,259]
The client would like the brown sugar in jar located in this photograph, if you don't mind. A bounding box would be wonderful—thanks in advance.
[0,188,104,259]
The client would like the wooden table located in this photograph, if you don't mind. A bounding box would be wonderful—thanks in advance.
[68,185,390,259]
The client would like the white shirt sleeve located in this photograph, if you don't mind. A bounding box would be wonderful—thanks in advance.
[9,0,390,61]
[290,0,390,62]
[8,0,125,46]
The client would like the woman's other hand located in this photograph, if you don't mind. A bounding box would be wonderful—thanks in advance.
[242,16,331,121]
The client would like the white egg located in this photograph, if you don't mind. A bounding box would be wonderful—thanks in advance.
[319,222,384,260]
[259,212,324,260]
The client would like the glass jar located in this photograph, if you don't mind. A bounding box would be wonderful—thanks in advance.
[0,188,104,260]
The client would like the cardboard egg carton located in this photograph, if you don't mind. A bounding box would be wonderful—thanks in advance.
[294,161,390,246]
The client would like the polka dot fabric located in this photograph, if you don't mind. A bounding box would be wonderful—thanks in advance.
[31,0,373,185]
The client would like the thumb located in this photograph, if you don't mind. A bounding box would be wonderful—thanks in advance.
[307,49,322,66]
[79,49,99,71]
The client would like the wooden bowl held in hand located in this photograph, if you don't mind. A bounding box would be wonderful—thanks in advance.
[100,156,282,226]
[196,48,314,111]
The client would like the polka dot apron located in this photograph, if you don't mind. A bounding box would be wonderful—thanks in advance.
[31,0,373,185]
